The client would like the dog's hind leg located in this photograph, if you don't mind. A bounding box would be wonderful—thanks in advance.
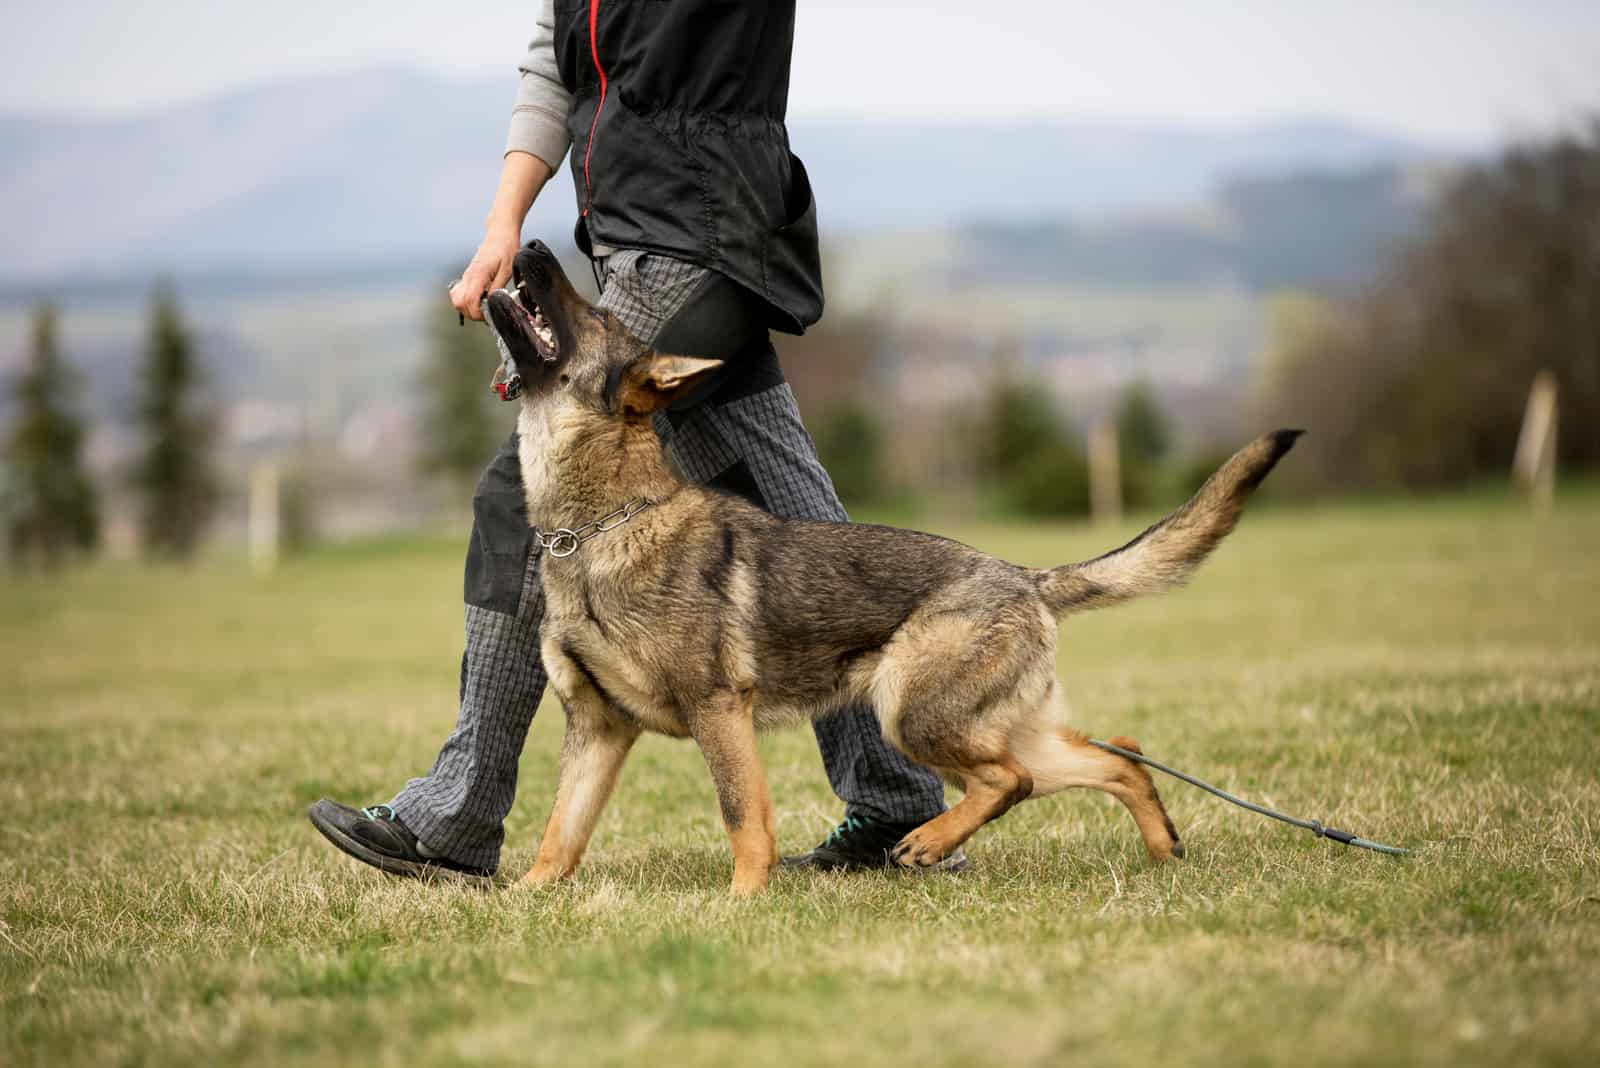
[889,756,1033,869]
[688,689,776,896]
[1011,691,1183,861]
[871,604,1044,869]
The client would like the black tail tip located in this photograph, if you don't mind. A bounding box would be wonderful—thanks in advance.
[1266,428,1306,461]
[1237,429,1305,491]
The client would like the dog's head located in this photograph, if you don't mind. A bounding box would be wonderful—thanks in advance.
[485,242,724,435]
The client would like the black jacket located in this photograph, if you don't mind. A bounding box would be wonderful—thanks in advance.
[552,0,823,333]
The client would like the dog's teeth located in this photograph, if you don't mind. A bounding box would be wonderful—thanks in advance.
[532,312,555,348]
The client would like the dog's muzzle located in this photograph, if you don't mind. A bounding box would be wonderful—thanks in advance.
[481,292,524,402]
[480,278,561,402]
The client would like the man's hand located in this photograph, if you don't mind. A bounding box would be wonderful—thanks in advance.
[450,151,556,322]
[450,226,521,322]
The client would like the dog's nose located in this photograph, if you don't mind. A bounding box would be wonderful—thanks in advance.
[513,246,552,290]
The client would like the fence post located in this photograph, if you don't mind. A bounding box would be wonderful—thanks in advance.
[1089,420,1122,525]
[249,461,280,573]
[1511,370,1558,513]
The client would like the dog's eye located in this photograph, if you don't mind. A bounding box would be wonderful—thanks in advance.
[559,374,571,387]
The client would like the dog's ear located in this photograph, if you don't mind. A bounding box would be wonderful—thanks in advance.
[613,353,725,417]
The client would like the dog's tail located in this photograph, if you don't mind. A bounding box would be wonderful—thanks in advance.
[1035,429,1302,619]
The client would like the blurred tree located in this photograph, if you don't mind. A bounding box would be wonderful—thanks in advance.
[978,373,1089,517]
[1002,442,1091,518]
[811,400,888,508]
[777,307,895,507]
[1114,380,1173,507]
[417,298,506,497]
[277,457,321,554]
[3,302,99,567]
[1256,119,1600,490]
[1116,381,1172,467]
[978,380,1063,481]
[134,283,217,558]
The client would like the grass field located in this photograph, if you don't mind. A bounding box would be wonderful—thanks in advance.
[4,488,1599,1066]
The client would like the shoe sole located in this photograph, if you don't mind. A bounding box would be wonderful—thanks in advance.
[306,805,494,888]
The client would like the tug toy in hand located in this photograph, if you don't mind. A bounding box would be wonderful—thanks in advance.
[482,289,524,402]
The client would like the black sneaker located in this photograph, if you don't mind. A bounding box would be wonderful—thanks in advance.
[306,800,494,885]
[780,815,968,873]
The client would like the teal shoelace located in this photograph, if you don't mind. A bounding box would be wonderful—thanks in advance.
[362,805,396,821]
[823,815,872,846]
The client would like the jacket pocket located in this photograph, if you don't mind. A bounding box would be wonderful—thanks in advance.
[761,152,824,333]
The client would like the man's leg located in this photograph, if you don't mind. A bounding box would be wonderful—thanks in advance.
[384,433,547,871]
[644,275,952,865]
[308,433,546,878]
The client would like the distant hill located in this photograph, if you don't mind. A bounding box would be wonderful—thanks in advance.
[795,117,1437,231]
[1,66,1449,288]
[951,164,1442,294]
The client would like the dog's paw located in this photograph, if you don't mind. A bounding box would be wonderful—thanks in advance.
[729,870,770,897]
[517,862,569,888]
[890,827,950,869]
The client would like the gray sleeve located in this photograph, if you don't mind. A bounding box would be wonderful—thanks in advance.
[505,0,573,168]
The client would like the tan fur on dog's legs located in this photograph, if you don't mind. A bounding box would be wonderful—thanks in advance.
[689,691,777,896]
[1094,733,1185,860]
[522,711,639,885]
[890,757,1033,868]
[1011,702,1184,861]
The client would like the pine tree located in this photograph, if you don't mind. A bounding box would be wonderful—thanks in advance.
[1115,381,1172,468]
[812,400,888,507]
[3,302,99,566]
[134,283,216,558]
[977,372,1089,518]
[1115,380,1174,507]
[417,295,509,496]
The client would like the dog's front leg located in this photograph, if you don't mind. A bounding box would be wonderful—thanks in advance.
[523,648,640,886]
[523,710,637,886]
[688,690,775,896]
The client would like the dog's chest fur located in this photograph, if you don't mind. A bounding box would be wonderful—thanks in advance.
[537,505,771,738]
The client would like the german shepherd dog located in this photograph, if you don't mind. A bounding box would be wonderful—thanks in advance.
[487,241,1300,895]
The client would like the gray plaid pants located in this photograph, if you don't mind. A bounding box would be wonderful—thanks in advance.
[391,251,945,872]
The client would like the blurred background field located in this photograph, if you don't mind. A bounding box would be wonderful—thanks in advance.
[4,488,1598,1065]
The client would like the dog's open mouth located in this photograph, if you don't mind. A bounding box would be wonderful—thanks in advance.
[509,283,559,362]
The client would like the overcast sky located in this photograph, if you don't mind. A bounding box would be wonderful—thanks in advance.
[4,0,1596,144]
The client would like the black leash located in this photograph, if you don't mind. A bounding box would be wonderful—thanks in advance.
[1088,739,1413,856]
